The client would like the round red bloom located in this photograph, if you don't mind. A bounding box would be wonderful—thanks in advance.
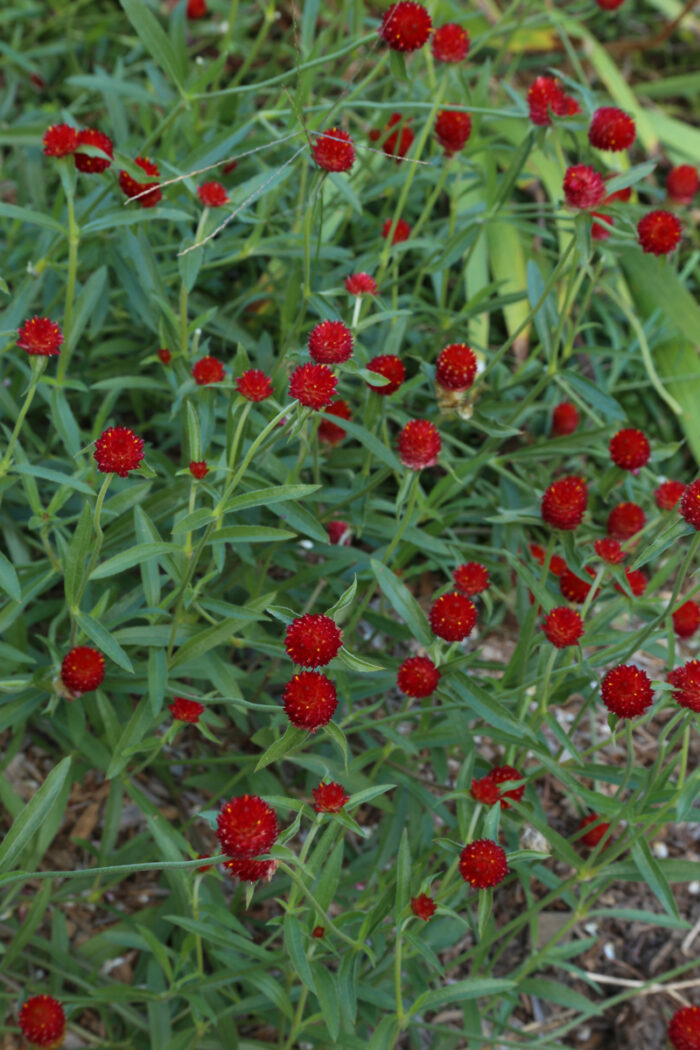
[17,316,63,357]
[453,562,489,596]
[459,839,508,889]
[216,794,278,858]
[680,480,700,529]
[198,181,228,207]
[527,76,580,126]
[655,479,685,510]
[19,995,66,1049]
[312,925,325,938]
[472,765,525,809]
[470,774,500,806]
[381,217,412,243]
[594,537,625,564]
[609,428,650,470]
[667,165,699,205]
[289,363,337,410]
[434,110,472,156]
[578,813,611,849]
[312,781,349,813]
[379,1,432,51]
[74,128,113,173]
[637,210,682,255]
[673,600,700,639]
[596,0,626,8]
[61,646,105,696]
[563,164,606,209]
[411,893,436,920]
[308,320,354,364]
[312,127,355,173]
[345,272,377,296]
[94,425,145,477]
[398,419,441,470]
[541,476,588,530]
[43,123,78,157]
[397,655,441,698]
[552,402,579,436]
[429,592,477,642]
[431,22,469,62]
[285,613,342,667]
[543,606,584,647]
[435,343,477,391]
[282,671,338,731]
[224,857,278,883]
[559,567,596,604]
[669,1005,700,1050]
[157,347,171,365]
[236,369,273,402]
[667,661,700,713]
[607,502,646,540]
[189,461,208,479]
[192,356,225,385]
[366,354,406,395]
[601,664,653,719]
[588,107,635,151]
[615,567,648,598]
[326,520,351,545]
[169,696,204,722]
[187,0,208,17]
[370,113,415,162]
[118,157,162,208]
[318,399,352,446]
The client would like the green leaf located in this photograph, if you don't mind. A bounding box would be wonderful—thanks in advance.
[519,978,592,1012]
[119,0,186,90]
[0,201,64,233]
[408,977,516,1017]
[450,672,539,745]
[66,267,107,352]
[370,559,432,646]
[395,828,411,919]
[76,611,134,672]
[630,839,679,919]
[556,372,626,422]
[3,879,52,965]
[209,525,297,544]
[90,542,181,579]
[334,646,384,673]
[310,963,340,1041]
[64,503,94,609]
[223,484,321,514]
[389,49,408,82]
[170,617,240,669]
[0,756,72,874]
[172,508,217,534]
[185,401,201,461]
[283,914,316,993]
[255,726,307,771]
[0,550,21,602]
[325,575,357,622]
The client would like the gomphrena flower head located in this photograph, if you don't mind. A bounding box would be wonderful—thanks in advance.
[680,480,700,529]
[157,347,171,365]
[431,22,469,62]
[552,401,579,436]
[411,893,437,919]
[543,607,584,648]
[667,165,699,205]
[224,857,278,883]
[655,479,685,510]
[669,1006,700,1050]
[559,567,596,605]
[282,671,338,731]
[236,369,273,401]
[601,664,653,719]
[366,354,406,395]
[17,317,63,357]
[470,774,500,806]
[667,661,700,713]
[74,128,113,173]
[541,476,588,530]
[318,399,352,446]
[588,107,635,151]
[435,343,477,391]
[312,781,349,813]
[379,1,432,52]
[187,0,208,16]
[189,460,208,479]
[192,355,225,385]
[398,419,441,470]
[397,655,440,698]
[19,994,66,1049]
[326,520,351,545]
[614,567,647,598]
[673,600,700,639]
[607,501,645,540]
[459,839,508,889]
[308,320,354,364]
[289,363,337,409]
[596,0,626,8]
[345,272,377,296]
[637,210,682,255]
[563,164,606,209]
[118,157,161,208]
[381,217,411,243]
[594,537,625,564]
[609,427,650,470]
[527,76,580,126]
[61,646,105,696]
[429,592,477,642]
[216,794,278,858]
[43,123,78,157]
[312,925,325,938]
[285,613,342,667]
[578,814,611,848]
[197,181,229,207]
[94,426,145,477]
[472,765,525,809]
[434,110,472,155]
[452,562,489,596]
[312,127,355,172]
[370,113,414,162]
[169,697,204,722]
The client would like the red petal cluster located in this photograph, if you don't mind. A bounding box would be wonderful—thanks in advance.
[312,781,349,813]
[43,123,78,157]
[672,600,700,639]
[527,76,580,126]
[435,343,477,391]
[169,697,204,722]
[74,128,113,173]
[345,272,377,296]
[94,426,145,477]
[667,165,699,205]
[189,461,209,479]
[543,607,584,647]
[118,157,162,208]
[198,181,229,207]
[187,0,208,16]
[459,839,508,889]
[378,1,432,52]
[434,110,472,155]
[431,22,469,62]
[609,428,650,470]
[312,127,355,173]
[61,646,105,696]
[289,363,337,409]
[601,664,653,719]
[318,399,352,446]
[588,107,635,151]
[370,113,414,162]
[366,354,406,395]
[552,402,579,436]
[578,813,611,848]
[563,164,606,209]
[282,671,338,731]
[637,210,682,255]
[680,480,700,529]
[285,613,342,667]
[224,857,278,883]
[594,537,625,564]
[17,316,64,356]
[559,567,596,604]
[308,320,354,364]
[397,655,441,698]
[541,476,588,530]
[471,765,525,809]
[411,893,437,919]
[236,369,273,401]
[398,419,441,470]
[429,592,477,642]
[381,217,411,243]
[19,995,66,1049]
[655,479,685,510]
[669,1005,700,1050]
[326,520,351,545]
[452,562,489,596]
[667,660,700,713]
[157,347,172,365]
[216,794,278,857]
[607,502,645,540]
[614,567,647,598]
[192,356,225,385]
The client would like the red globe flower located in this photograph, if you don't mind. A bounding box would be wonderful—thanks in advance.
[326,520,351,545]
[285,613,342,667]
[370,113,415,162]
[563,164,606,209]
[667,165,699,205]
[169,696,204,722]
[435,343,477,391]
[282,671,338,731]
[224,857,278,883]
[308,320,354,364]
[667,661,700,713]
[312,128,355,173]
[198,181,229,207]
[542,606,584,648]
[559,567,597,604]
[17,316,63,357]
[588,107,635,151]
[411,893,437,919]
[637,210,682,255]
[192,356,225,385]
[680,480,700,529]
[61,646,105,696]
[378,1,432,51]
[434,110,472,156]
[471,765,525,809]
[19,994,66,1049]
[655,479,685,510]
[43,123,78,157]
[459,839,508,889]
[157,347,172,365]
[615,567,647,598]
[594,537,625,564]
[216,794,278,857]
[452,562,489,596]
[366,354,406,395]
[381,217,412,243]
[609,428,650,470]
[541,476,588,530]
[470,773,500,806]
[607,502,645,540]
[527,76,580,126]
[577,813,611,848]
[236,369,273,401]
[189,461,208,479]
[187,0,208,16]
[94,426,145,477]
[312,781,349,813]
[312,925,325,938]
[74,128,113,173]
[552,402,579,436]
[601,664,653,719]
[669,1005,700,1050]
[289,363,337,409]
[673,600,700,639]
[429,592,477,642]
[398,419,441,470]
[345,272,377,296]
[397,655,441,698]
[118,157,162,208]
[318,399,352,446]
[431,22,469,62]
[596,0,626,8]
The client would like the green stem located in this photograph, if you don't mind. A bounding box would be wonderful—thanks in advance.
[394,921,405,1031]
[0,853,230,888]
[277,861,372,960]
[57,192,80,387]
[0,358,47,478]
[179,281,189,357]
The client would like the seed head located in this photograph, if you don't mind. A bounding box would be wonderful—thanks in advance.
[588,107,635,151]
[43,123,78,157]
[411,893,437,919]
[366,354,406,395]
[17,316,63,357]
[285,613,342,667]
[666,165,699,205]
[74,128,113,173]
[431,22,469,62]
[552,402,579,436]
[192,356,225,385]
[655,480,685,510]
[216,794,278,858]
[378,2,432,52]
[543,607,584,648]
[397,655,441,698]
[609,428,650,470]
[601,664,653,719]
[541,476,588,530]
[607,502,645,540]
[198,181,229,207]
[318,399,352,446]
[169,697,204,722]
[19,994,66,1049]
[637,210,682,255]
[563,164,606,209]
[452,562,489,596]
[312,781,349,813]
[312,127,355,173]
[282,671,338,731]
[289,363,337,409]
[459,839,508,889]
[398,419,441,470]
[435,343,477,391]
[118,157,161,208]
[236,369,273,401]
[429,592,477,642]
[672,600,700,639]
[308,320,354,364]
[94,426,145,477]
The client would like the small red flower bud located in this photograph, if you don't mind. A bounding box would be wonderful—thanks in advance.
[312,781,349,813]
[224,857,278,883]
[118,157,162,208]
[667,165,699,206]
[169,696,204,722]
[236,369,273,402]
[672,600,700,639]
[459,839,508,889]
[192,355,225,385]
[431,22,469,62]
[289,363,337,410]
[609,428,650,470]
[17,316,63,357]
[655,479,685,510]
[157,347,172,365]
[588,107,635,151]
[680,480,700,529]
[215,795,278,858]
[637,210,682,255]
[563,164,606,209]
[19,994,66,1049]
[312,128,355,173]
[397,655,441,698]
[43,123,78,157]
[379,1,432,51]
[543,606,584,647]
[541,476,588,530]
[577,813,611,848]
[669,1004,700,1050]
[285,614,342,667]
[312,924,325,938]
[667,660,700,713]
[601,664,653,719]
[452,562,489,596]
[470,774,501,806]
[308,320,354,364]
[282,671,338,731]
[527,76,580,126]
[411,893,436,919]
[366,354,406,395]
[187,0,208,17]
[471,765,525,809]
[381,217,412,243]
[189,461,208,479]
[596,0,626,8]
[594,537,625,564]
[370,113,414,162]
[326,520,351,545]
[429,592,477,642]
[551,401,579,436]
[398,419,441,470]
[607,502,645,540]
[94,426,145,477]
[434,110,472,155]
[318,399,352,446]
[435,343,477,391]
[74,128,113,173]
[197,181,228,207]
[345,272,377,296]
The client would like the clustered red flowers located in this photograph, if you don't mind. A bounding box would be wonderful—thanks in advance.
[669,1005,700,1050]
[429,592,477,642]
[60,646,105,696]
[367,354,405,395]
[198,181,229,207]
[43,123,78,157]
[282,614,342,731]
[541,476,588,530]
[19,994,66,1048]
[118,157,162,208]
[411,893,436,919]
[312,127,355,172]
[345,272,377,296]
[17,317,64,357]
[471,765,525,809]
[667,165,699,205]
[588,107,636,151]
[312,781,349,813]
[542,607,584,648]
[308,320,353,364]
[379,1,432,52]
[552,402,579,436]
[667,660,700,713]
[236,369,273,401]
[680,480,700,529]
[434,110,472,155]
[601,664,654,719]
[435,343,477,392]
[431,22,469,62]
[289,363,337,409]
[459,839,508,889]
[193,355,225,385]
[285,614,342,667]
[563,164,606,210]
[673,600,700,639]
[94,426,145,477]
[318,399,352,445]
[397,655,441,698]
[637,210,682,255]
[370,113,414,162]
[398,419,441,470]
[578,814,611,849]
[609,428,651,470]
[216,795,278,884]
[527,76,580,126]
[381,217,411,243]
[453,562,489,596]
[74,128,113,173]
